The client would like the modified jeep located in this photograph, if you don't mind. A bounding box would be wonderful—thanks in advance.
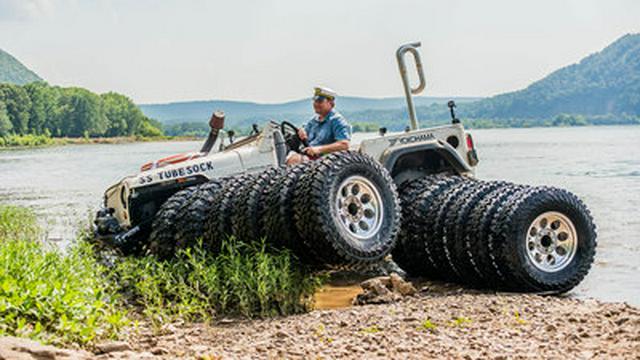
[95,43,596,293]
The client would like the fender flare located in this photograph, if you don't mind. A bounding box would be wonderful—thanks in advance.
[380,140,472,175]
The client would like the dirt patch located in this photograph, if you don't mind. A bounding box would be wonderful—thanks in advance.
[125,287,639,359]
[5,282,639,359]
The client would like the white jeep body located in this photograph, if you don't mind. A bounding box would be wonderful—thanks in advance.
[103,121,476,230]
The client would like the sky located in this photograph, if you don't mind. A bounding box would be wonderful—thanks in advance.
[0,0,638,104]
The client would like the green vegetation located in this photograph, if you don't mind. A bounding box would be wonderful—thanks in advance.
[0,82,163,146]
[0,205,128,345]
[419,318,437,332]
[0,204,324,346]
[110,238,324,329]
[0,49,42,85]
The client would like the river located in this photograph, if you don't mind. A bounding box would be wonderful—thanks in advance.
[0,125,638,305]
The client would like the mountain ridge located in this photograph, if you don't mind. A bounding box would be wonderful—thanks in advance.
[0,49,43,85]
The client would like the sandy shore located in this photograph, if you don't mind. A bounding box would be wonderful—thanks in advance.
[2,283,638,359]
[122,289,639,359]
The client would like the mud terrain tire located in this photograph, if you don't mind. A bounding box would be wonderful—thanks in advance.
[174,179,226,253]
[232,167,281,242]
[293,151,401,267]
[491,186,597,293]
[393,175,464,277]
[204,173,255,245]
[146,186,198,258]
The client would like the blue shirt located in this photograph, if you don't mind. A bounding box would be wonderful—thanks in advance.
[303,110,352,147]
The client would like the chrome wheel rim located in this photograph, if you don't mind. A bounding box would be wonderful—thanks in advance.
[335,175,384,239]
[525,211,578,272]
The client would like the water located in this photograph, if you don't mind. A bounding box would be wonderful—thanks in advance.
[0,126,638,305]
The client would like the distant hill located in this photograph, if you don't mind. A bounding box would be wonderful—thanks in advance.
[416,33,640,126]
[146,33,640,134]
[139,96,480,127]
[0,49,42,85]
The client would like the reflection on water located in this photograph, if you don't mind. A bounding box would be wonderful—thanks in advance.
[0,126,639,305]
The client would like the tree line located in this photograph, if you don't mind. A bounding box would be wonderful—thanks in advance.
[0,82,163,138]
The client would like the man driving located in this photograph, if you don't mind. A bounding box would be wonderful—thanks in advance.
[286,87,351,165]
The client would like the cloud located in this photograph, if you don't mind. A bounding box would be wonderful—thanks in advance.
[0,0,55,21]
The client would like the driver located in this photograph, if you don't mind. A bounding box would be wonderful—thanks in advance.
[286,87,352,165]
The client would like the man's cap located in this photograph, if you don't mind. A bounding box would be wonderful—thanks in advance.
[313,86,337,101]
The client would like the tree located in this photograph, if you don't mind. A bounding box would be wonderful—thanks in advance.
[24,82,55,135]
[57,88,108,137]
[0,101,12,136]
[0,83,31,134]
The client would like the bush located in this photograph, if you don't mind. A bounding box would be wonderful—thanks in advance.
[0,134,54,147]
[0,205,39,241]
[0,205,129,345]
[110,237,324,328]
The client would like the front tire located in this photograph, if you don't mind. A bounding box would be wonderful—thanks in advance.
[293,151,401,267]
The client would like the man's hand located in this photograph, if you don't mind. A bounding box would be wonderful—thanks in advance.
[303,146,322,157]
[297,128,308,141]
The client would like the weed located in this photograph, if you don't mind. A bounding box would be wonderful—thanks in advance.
[0,205,129,345]
[360,325,382,334]
[450,316,472,327]
[108,237,325,329]
[420,318,437,332]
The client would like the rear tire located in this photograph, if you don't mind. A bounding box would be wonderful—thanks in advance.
[492,186,597,293]
[393,175,463,277]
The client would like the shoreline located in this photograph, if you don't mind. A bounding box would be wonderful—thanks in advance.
[104,290,640,359]
[0,135,202,150]
[5,286,638,359]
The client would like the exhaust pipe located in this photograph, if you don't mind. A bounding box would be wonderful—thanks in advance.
[200,110,225,153]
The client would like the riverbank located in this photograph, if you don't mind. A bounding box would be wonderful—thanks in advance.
[3,285,638,359]
[0,134,201,149]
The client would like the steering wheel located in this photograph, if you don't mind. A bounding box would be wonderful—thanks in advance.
[281,121,309,154]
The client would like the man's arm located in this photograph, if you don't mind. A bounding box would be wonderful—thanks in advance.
[303,115,351,156]
[306,140,349,156]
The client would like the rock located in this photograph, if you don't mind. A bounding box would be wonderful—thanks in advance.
[0,336,92,360]
[390,273,417,296]
[95,341,132,354]
[150,347,169,355]
[360,276,391,290]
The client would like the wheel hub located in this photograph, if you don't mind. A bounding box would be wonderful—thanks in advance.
[526,211,578,272]
[335,176,383,239]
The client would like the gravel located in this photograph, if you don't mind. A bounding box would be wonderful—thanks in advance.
[126,289,640,359]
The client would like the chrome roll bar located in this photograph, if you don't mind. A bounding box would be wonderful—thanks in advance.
[396,42,426,130]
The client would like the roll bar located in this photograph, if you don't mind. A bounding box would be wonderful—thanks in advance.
[396,42,426,130]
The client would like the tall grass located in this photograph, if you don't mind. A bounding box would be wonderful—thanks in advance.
[110,237,324,329]
[0,204,325,345]
[0,205,129,345]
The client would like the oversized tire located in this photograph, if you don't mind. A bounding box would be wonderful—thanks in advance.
[465,183,526,288]
[173,179,226,253]
[428,177,478,280]
[261,163,314,254]
[293,151,401,267]
[203,173,255,245]
[392,174,464,277]
[490,186,597,293]
[231,167,281,242]
[146,186,198,258]
[444,180,509,285]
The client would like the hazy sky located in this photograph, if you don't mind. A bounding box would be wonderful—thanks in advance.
[1,0,638,104]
